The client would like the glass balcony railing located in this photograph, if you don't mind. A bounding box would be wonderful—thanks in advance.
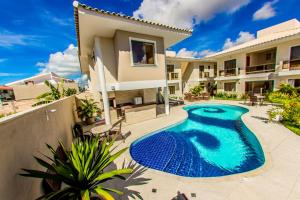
[219,68,239,77]
[167,72,179,80]
[282,60,300,70]
[246,63,275,74]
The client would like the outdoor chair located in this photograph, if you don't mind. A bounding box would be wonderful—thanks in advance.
[73,123,93,141]
[108,118,131,142]
[249,95,258,106]
[202,92,210,100]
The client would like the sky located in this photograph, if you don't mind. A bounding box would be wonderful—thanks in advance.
[0,0,299,85]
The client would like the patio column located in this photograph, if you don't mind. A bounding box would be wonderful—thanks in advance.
[94,37,111,125]
[163,86,170,115]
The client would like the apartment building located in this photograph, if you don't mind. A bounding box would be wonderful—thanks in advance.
[206,19,300,95]
[165,19,300,97]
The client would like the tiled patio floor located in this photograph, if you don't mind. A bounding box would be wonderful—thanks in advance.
[110,100,300,200]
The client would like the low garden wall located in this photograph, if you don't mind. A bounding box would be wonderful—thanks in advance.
[0,96,77,199]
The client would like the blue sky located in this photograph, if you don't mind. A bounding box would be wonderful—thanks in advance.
[0,0,299,85]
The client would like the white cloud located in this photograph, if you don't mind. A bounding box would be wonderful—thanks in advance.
[0,30,37,47]
[253,0,278,21]
[177,48,198,58]
[133,0,251,29]
[223,31,255,49]
[177,48,216,58]
[0,73,25,77]
[41,10,73,26]
[37,44,80,76]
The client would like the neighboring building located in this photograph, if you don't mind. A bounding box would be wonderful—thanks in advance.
[165,19,300,96]
[6,72,78,100]
[73,1,192,125]
[166,52,216,96]
[0,86,14,101]
[206,19,300,95]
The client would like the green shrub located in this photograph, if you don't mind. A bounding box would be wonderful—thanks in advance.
[189,85,204,96]
[278,83,297,96]
[64,88,77,96]
[215,92,238,99]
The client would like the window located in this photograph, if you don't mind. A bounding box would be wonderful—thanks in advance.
[288,79,300,87]
[199,65,204,72]
[168,86,176,95]
[290,45,300,61]
[224,82,236,92]
[167,65,175,73]
[266,53,272,61]
[208,66,211,70]
[246,56,250,67]
[130,39,155,65]
[224,59,236,70]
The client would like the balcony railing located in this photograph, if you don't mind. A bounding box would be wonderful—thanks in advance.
[199,72,210,78]
[167,72,179,80]
[219,68,239,77]
[282,60,300,70]
[246,63,275,74]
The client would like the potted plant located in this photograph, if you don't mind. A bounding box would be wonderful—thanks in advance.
[77,98,101,125]
[20,137,133,200]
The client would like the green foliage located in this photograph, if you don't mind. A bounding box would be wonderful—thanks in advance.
[33,81,77,107]
[215,92,238,99]
[64,88,77,97]
[77,98,101,120]
[278,83,298,96]
[268,84,300,136]
[20,137,133,200]
[0,113,4,118]
[189,85,203,96]
[169,95,183,100]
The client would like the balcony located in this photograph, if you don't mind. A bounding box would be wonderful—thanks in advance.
[199,72,210,78]
[282,60,300,71]
[167,72,179,80]
[219,68,239,77]
[246,63,275,74]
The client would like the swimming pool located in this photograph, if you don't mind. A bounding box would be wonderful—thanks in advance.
[130,104,265,177]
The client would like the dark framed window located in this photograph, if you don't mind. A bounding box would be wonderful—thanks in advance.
[290,45,300,61]
[266,53,272,61]
[168,86,176,95]
[167,64,175,72]
[224,59,236,70]
[131,39,155,65]
[224,82,236,92]
[199,65,204,71]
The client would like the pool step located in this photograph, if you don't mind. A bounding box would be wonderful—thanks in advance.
[163,132,186,174]
[176,134,194,176]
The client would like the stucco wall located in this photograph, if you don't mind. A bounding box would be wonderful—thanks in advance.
[114,30,166,82]
[12,83,79,101]
[0,96,76,200]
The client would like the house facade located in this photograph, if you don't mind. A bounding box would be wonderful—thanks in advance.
[73,1,192,125]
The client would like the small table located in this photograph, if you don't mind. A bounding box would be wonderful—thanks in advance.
[256,95,266,105]
[90,124,112,137]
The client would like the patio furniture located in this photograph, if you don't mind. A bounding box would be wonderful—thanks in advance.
[108,118,131,142]
[184,93,192,101]
[73,123,93,141]
[256,95,266,105]
[202,92,210,100]
[249,95,258,106]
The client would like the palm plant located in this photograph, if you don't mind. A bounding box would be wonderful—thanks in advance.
[20,137,133,200]
[33,80,77,106]
[77,98,101,124]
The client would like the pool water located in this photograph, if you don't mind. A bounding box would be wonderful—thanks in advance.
[130,104,265,177]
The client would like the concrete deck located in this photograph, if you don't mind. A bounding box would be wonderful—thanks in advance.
[111,100,300,200]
